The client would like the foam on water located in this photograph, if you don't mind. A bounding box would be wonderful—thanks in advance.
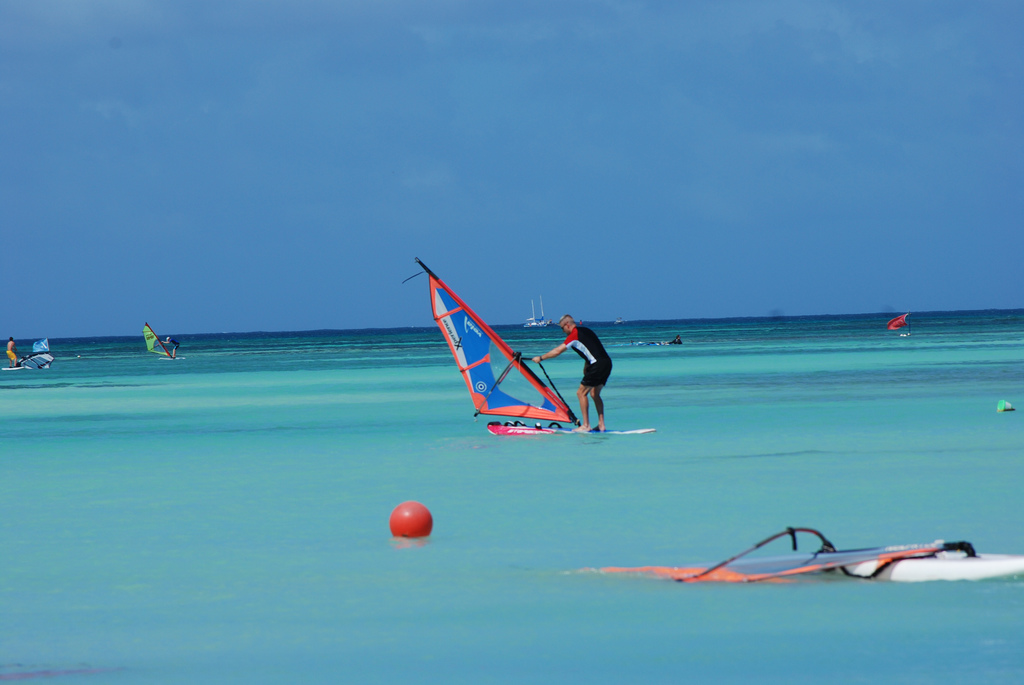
[2,312,1023,683]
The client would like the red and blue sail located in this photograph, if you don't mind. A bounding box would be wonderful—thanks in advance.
[416,259,576,424]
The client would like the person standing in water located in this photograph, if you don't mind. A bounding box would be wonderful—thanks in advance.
[532,315,612,432]
[163,336,180,358]
[7,337,18,367]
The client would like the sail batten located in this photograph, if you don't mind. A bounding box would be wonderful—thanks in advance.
[417,259,576,424]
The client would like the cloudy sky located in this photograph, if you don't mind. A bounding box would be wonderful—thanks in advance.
[2,0,1021,337]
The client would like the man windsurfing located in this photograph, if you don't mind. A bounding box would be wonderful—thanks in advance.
[7,337,18,368]
[533,315,612,432]
[162,336,180,358]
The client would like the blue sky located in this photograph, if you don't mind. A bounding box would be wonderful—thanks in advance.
[2,0,1021,337]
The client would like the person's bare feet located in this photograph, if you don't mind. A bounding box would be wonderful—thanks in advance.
[573,425,591,433]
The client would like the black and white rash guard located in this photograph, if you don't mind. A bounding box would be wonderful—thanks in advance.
[563,326,610,364]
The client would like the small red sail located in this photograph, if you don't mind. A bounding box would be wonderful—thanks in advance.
[887,313,909,330]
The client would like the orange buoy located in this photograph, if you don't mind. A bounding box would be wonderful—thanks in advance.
[389,501,433,538]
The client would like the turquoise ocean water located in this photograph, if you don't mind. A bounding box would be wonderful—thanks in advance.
[2,311,1022,683]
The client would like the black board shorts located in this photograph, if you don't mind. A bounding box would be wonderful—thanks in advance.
[581,358,612,387]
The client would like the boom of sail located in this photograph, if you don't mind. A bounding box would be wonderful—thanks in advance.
[416,258,577,424]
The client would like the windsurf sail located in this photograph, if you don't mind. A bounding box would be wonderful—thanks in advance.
[143,323,172,357]
[18,352,54,369]
[14,337,55,369]
[600,527,976,583]
[887,313,910,331]
[415,258,578,424]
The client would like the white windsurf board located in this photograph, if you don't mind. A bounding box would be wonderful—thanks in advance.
[487,424,655,436]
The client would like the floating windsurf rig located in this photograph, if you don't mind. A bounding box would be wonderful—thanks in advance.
[143,323,173,358]
[15,338,54,369]
[414,258,578,425]
[599,527,1024,583]
[18,353,54,369]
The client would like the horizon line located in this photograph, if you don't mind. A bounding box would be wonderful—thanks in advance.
[20,307,1023,342]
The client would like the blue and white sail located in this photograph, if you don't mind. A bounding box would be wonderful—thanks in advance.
[18,338,54,369]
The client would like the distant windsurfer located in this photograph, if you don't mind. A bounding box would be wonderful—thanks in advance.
[163,336,180,358]
[533,315,612,432]
[7,337,18,368]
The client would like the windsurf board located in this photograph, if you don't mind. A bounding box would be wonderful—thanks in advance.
[846,553,1024,582]
[487,423,655,436]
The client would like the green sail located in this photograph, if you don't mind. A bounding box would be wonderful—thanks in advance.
[143,323,170,356]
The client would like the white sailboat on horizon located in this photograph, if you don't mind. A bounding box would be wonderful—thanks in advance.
[524,296,551,327]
